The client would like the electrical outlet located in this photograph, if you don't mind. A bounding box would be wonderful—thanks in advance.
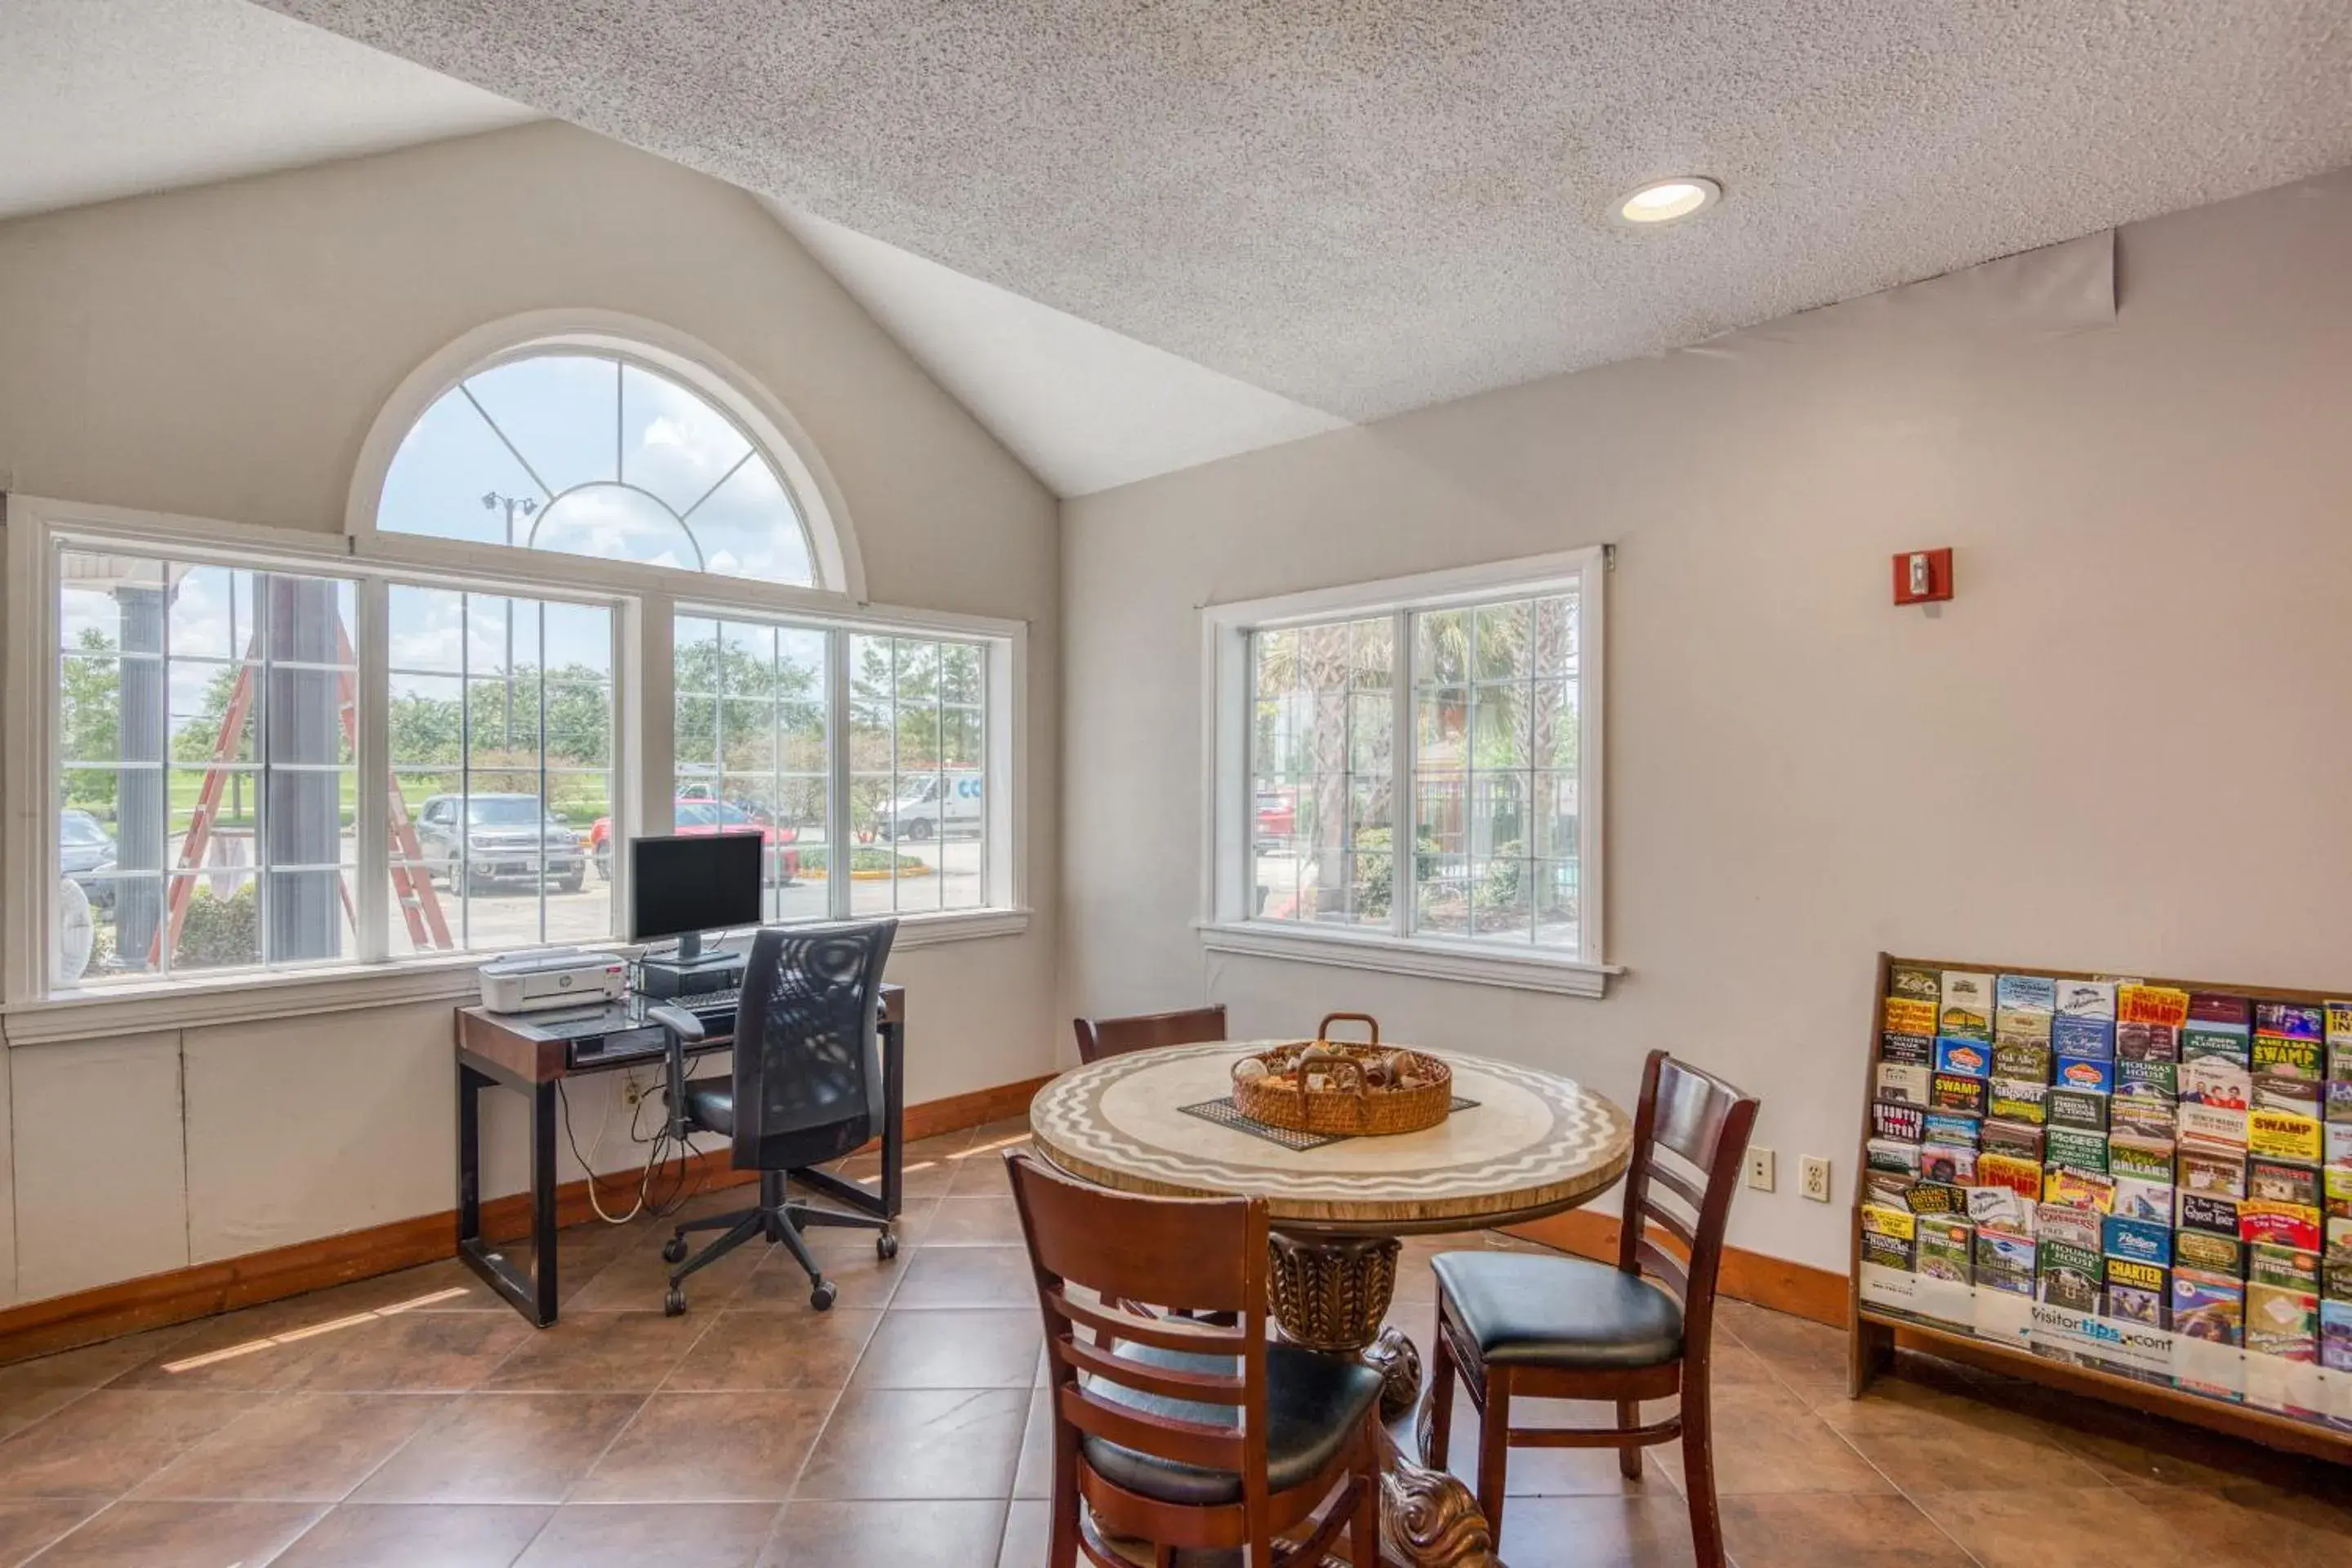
[1800,1156,1832,1203]
[620,1075,644,1107]
[1744,1147,1775,1193]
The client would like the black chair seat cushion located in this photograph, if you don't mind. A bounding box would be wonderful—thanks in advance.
[1079,1341,1380,1507]
[671,1081,736,1138]
[1431,1251,1683,1370]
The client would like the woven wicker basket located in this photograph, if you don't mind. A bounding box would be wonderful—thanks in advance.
[1229,1014,1452,1138]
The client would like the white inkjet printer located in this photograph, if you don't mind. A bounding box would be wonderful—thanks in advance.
[478,948,627,1013]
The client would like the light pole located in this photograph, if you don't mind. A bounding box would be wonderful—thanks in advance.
[481,492,538,752]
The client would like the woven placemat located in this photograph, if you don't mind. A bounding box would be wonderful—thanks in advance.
[1178,1094,1479,1152]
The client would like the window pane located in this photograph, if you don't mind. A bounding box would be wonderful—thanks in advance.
[1534,861,1580,948]
[56,552,365,987]
[379,352,817,587]
[1415,608,1467,687]
[1249,614,1396,929]
[1473,601,1529,682]
[1469,859,1533,939]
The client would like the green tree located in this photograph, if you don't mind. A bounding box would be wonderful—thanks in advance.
[60,628,122,812]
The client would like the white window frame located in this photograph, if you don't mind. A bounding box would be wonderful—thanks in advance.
[1196,547,1616,999]
[2,494,1026,1044]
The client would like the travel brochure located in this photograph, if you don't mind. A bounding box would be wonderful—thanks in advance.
[1860,960,2352,1428]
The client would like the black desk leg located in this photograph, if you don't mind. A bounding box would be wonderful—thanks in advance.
[881,1019,905,1219]
[456,1063,563,1329]
[528,1078,559,1325]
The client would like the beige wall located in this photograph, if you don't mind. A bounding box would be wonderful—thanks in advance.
[1062,171,2352,1274]
[0,122,1061,1304]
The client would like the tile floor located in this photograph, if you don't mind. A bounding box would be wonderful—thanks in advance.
[0,1120,2343,1565]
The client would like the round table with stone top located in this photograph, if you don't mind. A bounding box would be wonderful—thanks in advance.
[1029,1040,1633,1568]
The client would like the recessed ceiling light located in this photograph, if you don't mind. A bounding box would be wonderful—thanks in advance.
[1615,177,1721,226]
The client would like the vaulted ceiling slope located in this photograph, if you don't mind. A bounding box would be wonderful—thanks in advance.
[0,0,532,223]
[256,1,2352,425]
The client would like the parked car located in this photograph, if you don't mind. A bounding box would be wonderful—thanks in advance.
[416,794,587,893]
[588,799,801,884]
[59,808,117,914]
[875,774,982,841]
[1254,786,1295,849]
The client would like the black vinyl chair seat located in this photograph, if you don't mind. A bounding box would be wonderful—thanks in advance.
[677,1081,735,1138]
[1080,1342,1384,1507]
[1431,1252,1683,1370]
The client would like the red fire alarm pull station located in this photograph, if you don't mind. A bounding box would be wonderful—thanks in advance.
[1893,548,1953,605]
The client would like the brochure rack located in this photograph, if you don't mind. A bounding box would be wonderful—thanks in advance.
[1849,952,2352,1463]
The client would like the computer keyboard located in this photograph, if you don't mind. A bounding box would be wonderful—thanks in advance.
[673,987,743,1028]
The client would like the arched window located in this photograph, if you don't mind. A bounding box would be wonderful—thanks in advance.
[376,350,821,587]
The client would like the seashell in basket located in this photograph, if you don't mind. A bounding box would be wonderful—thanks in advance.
[1228,1015,1451,1137]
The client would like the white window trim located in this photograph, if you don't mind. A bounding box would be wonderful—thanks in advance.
[1196,546,1618,1000]
[1,495,1029,1043]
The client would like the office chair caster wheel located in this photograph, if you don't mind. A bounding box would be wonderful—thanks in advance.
[661,1236,687,1265]
[664,1285,687,1317]
[810,1280,838,1312]
[876,1232,899,1260]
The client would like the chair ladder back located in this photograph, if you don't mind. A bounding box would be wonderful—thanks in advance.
[1073,1004,1229,1063]
[1615,1049,1760,1355]
[1004,1149,1276,1532]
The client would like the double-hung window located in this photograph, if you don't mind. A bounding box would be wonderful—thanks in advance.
[1200,548,1610,996]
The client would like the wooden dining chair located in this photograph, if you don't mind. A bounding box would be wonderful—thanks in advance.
[1072,1004,1227,1064]
[1003,1148,1384,1568]
[1418,1049,1758,1567]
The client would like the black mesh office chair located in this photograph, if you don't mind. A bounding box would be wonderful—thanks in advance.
[653,919,898,1314]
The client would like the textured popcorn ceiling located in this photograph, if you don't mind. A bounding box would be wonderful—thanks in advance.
[250,1,2352,423]
[0,0,532,223]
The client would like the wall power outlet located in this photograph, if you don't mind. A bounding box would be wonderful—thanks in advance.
[1799,1155,1832,1203]
[1744,1147,1775,1192]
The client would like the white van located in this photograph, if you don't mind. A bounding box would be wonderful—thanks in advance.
[877,774,983,840]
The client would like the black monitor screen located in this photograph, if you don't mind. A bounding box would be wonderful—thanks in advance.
[629,832,764,942]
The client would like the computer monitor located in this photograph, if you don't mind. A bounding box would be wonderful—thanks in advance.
[630,831,764,961]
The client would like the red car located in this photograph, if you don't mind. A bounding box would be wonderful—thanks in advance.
[1254,786,1295,848]
[590,799,800,884]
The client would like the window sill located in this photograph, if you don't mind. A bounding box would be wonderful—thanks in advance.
[1196,920,1619,999]
[2,908,1033,1047]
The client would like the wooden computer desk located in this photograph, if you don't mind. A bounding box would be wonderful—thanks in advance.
[454,984,906,1326]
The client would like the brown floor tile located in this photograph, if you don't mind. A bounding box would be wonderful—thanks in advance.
[572,1393,833,1503]
[0,1499,105,1565]
[996,1498,1049,1568]
[1644,1382,1892,1497]
[514,1501,782,1566]
[291,1311,532,1393]
[105,1307,332,1392]
[944,1136,1029,1198]
[0,1329,196,1395]
[1719,1493,1976,1566]
[0,1391,257,1499]
[350,1392,644,1504]
[887,1246,1032,1308]
[836,1156,956,1208]
[924,1196,1025,1246]
[0,1388,89,1445]
[737,1248,904,1313]
[22,1500,324,1566]
[1914,1485,2181,1568]
[1489,1494,1700,1568]
[1813,1375,2109,1494]
[757,1499,1009,1566]
[482,1312,710,1393]
[792,1388,1028,1500]
[792,1200,934,1256]
[850,1309,1040,1390]
[270,1502,552,1566]
[1714,1299,1850,1385]
[2126,1481,2352,1568]
[568,1245,764,1315]
[130,1392,451,1502]
[662,1310,880,1392]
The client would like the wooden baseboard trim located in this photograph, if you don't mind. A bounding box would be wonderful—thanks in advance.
[1508,1209,1851,1330]
[0,1072,1055,1366]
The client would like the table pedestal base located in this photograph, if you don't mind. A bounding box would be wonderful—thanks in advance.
[1268,1230,1499,1568]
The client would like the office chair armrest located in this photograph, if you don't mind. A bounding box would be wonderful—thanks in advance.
[647,1004,706,1143]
